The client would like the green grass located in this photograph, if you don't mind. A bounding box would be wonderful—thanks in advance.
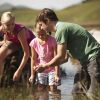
[12,8,39,28]
[0,8,39,28]
[0,0,100,29]
[57,0,100,25]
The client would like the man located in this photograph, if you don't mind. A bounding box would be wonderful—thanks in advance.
[35,8,100,99]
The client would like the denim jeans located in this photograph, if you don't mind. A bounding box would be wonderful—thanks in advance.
[72,52,100,96]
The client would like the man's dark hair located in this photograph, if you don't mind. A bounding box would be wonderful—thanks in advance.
[35,8,59,24]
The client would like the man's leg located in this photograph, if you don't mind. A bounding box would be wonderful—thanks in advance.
[72,65,90,94]
[87,57,100,99]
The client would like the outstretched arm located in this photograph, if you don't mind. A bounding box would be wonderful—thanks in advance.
[46,43,68,66]
[29,47,38,83]
[54,43,60,82]
[13,28,30,81]
[36,43,68,71]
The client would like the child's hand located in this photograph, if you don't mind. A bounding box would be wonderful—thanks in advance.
[55,75,60,83]
[29,75,34,84]
[34,64,45,72]
[55,75,61,86]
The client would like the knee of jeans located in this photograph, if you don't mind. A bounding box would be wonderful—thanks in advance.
[95,73,100,83]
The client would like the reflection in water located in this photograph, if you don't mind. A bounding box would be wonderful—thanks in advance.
[58,58,85,100]
[0,58,91,100]
[2,58,100,100]
[49,89,61,100]
[58,77,74,100]
[33,89,49,100]
[72,93,89,100]
[31,86,61,100]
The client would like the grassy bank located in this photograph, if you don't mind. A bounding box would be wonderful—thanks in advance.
[57,0,100,29]
[0,0,100,29]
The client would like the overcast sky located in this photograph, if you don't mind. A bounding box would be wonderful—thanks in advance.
[0,0,84,10]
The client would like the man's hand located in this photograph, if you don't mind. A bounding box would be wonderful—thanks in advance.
[29,75,35,84]
[34,64,45,72]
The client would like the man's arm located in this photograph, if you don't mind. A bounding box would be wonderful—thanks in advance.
[35,43,68,72]
[45,43,68,67]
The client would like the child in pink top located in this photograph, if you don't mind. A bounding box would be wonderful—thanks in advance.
[29,22,60,93]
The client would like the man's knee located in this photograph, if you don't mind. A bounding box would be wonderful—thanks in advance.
[95,73,100,83]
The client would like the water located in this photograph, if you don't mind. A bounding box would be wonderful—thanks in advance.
[0,59,79,100]
[58,76,74,100]
[0,77,75,100]
[57,59,79,100]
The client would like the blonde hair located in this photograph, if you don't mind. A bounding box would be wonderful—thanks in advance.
[1,11,15,23]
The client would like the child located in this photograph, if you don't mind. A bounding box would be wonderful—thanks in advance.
[29,21,60,94]
[0,11,35,81]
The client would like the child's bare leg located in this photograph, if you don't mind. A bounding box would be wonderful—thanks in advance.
[49,85,57,93]
[35,84,49,100]
[37,84,47,91]
[49,85,61,100]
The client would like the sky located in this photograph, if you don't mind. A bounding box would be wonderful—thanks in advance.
[0,0,84,10]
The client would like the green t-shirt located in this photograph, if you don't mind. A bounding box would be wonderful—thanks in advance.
[55,22,100,63]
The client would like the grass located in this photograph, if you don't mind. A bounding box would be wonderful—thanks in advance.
[57,0,100,29]
[0,0,100,29]
[12,8,39,28]
[0,86,34,100]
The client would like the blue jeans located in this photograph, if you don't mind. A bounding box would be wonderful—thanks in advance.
[72,53,100,95]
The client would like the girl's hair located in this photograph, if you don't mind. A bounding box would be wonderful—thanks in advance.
[35,8,58,24]
[34,21,52,36]
[1,11,15,23]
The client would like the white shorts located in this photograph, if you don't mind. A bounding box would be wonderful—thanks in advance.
[37,71,55,86]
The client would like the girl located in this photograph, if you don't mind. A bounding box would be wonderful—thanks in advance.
[29,21,60,93]
[0,11,35,81]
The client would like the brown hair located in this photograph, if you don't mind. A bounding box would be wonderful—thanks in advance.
[35,8,58,24]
